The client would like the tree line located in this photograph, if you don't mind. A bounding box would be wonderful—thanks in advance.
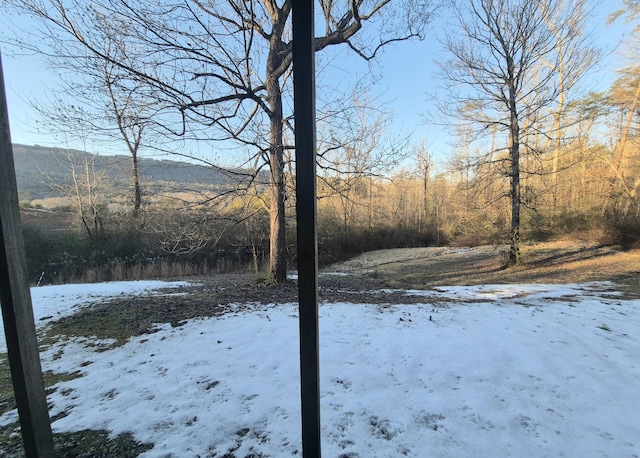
[3,0,640,284]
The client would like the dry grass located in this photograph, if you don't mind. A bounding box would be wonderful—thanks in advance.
[77,258,265,284]
[329,239,640,298]
[20,207,75,231]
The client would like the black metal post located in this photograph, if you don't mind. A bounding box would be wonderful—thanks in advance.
[0,51,55,457]
[292,1,321,456]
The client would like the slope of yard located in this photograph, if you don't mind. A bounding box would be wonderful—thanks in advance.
[331,240,640,291]
[0,240,638,457]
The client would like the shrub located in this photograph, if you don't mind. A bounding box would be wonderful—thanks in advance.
[449,213,506,247]
[316,225,438,266]
[21,224,56,281]
[601,204,640,250]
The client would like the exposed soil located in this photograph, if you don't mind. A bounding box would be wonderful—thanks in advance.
[45,272,436,348]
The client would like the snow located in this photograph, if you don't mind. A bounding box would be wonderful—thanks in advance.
[2,279,639,457]
[0,281,192,353]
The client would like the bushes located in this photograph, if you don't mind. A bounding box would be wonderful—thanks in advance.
[21,219,268,284]
[23,213,446,283]
[23,196,640,285]
[448,214,506,247]
[317,225,440,266]
[523,210,605,243]
[21,224,56,281]
[601,204,640,249]
[21,224,155,284]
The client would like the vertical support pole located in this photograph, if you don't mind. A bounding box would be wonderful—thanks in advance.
[292,1,321,457]
[0,51,55,457]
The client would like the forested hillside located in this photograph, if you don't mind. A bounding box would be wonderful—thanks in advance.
[13,144,253,200]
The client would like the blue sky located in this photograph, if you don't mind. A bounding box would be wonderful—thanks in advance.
[0,0,633,165]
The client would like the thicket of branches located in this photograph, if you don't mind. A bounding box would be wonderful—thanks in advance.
[2,0,439,282]
[21,107,640,284]
[6,0,640,285]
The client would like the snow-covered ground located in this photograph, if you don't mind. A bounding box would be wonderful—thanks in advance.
[1,280,639,457]
[0,281,192,353]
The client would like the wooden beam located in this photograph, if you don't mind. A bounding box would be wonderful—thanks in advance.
[292,1,321,457]
[0,51,55,457]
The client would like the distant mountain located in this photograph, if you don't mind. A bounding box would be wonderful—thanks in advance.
[12,144,264,200]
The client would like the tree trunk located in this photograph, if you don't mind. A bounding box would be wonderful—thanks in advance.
[422,168,428,232]
[614,80,640,173]
[509,150,521,266]
[268,142,287,282]
[604,79,640,216]
[508,83,521,266]
[132,152,142,214]
[266,65,287,282]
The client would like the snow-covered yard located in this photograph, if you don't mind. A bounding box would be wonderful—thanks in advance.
[2,279,639,457]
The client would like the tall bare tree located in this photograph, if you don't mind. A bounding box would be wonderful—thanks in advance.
[414,142,432,232]
[4,0,437,282]
[438,0,598,265]
[607,3,640,213]
[30,58,155,216]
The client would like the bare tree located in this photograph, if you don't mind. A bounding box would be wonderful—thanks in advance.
[606,5,640,212]
[4,0,438,282]
[3,17,161,217]
[40,148,109,237]
[413,142,431,232]
[317,94,409,230]
[32,61,155,216]
[438,0,598,265]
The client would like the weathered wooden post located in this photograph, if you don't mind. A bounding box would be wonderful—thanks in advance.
[292,1,321,456]
[0,51,55,457]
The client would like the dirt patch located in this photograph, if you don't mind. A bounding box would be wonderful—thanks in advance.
[44,273,439,346]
